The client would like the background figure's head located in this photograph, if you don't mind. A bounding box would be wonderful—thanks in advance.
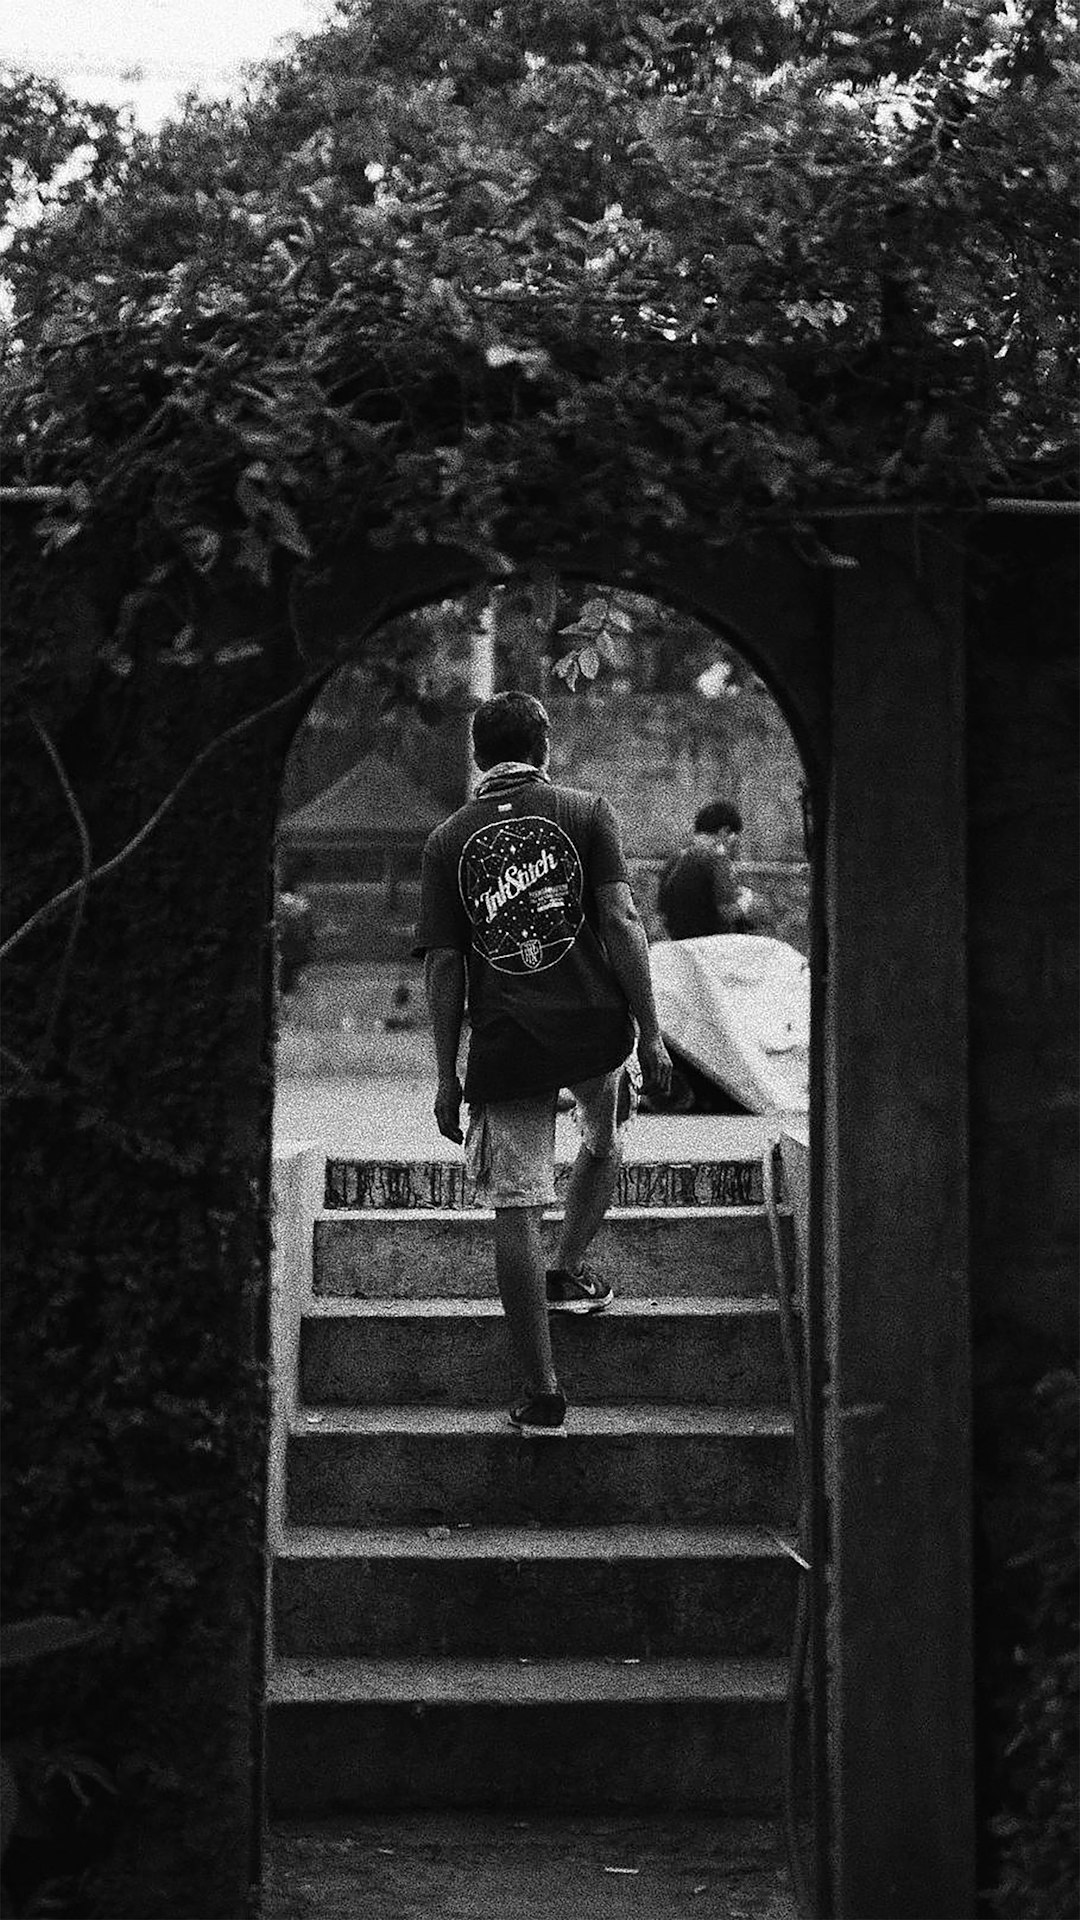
[472,691,551,771]
[694,798,743,853]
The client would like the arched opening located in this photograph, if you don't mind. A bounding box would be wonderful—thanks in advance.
[266,572,822,1912]
[273,578,813,1103]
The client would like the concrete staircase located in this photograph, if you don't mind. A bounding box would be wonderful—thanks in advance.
[267,1141,800,1817]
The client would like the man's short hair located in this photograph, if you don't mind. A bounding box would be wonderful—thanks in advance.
[472,691,551,771]
[695,799,742,835]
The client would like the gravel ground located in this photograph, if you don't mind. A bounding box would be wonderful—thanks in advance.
[264,1812,800,1920]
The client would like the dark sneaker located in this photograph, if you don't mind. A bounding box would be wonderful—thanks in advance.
[508,1387,568,1436]
[545,1266,614,1313]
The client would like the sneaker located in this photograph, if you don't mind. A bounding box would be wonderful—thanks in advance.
[545,1266,614,1313]
[508,1387,568,1436]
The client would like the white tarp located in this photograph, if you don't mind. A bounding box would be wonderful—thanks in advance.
[649,934,810,1114]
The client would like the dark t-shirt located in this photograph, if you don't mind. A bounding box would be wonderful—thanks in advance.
[414,774,635,1103]
[657,841,747,939]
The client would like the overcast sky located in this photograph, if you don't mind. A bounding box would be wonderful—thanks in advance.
[0,0,332,124]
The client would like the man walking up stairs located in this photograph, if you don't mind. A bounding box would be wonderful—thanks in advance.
[415,690,673,1434]
[265,701,802,1837]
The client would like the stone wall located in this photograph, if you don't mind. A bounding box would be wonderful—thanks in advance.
[546,687,807,864]
[966,518,1079,1351]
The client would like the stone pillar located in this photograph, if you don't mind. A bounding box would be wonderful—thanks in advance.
[823,518,973,1918]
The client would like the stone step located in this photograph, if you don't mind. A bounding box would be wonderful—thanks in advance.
[273,1523,797,1661]
[285,1406,795,1530]
[324,1156,769,1211]
[298,1297,786,1408]
[266,1655,790,1815]
[313,1207,788,1300]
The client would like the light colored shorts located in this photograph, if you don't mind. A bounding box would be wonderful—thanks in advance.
[465,1060,638,1210]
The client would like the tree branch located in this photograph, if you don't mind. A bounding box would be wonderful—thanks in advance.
[0,680,310,963]
[0,599,401,965]
[2,691,303,960]
[21,713,94,1071]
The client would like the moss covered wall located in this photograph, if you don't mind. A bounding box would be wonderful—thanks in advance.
[964,517,1079,1907]
[0,539,302,1917]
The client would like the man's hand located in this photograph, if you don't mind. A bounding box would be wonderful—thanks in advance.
[434,1075,464,1144]
[638,1031,673,1101]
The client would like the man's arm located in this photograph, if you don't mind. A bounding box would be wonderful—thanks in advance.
[595,881,672,1098]
[424,947,467,1143]
[707,847,740,924]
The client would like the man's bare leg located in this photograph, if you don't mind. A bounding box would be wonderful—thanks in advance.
[553,1140,623,1276]
[493,1206,558,1394]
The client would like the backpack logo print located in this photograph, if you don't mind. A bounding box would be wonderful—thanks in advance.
[458,815,584,976]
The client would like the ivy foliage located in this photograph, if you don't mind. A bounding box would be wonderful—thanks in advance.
[0,72,131,216]
[987,1370,1079,1920]
[1,0,1077,672]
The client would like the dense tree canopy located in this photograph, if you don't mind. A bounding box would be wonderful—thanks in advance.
[1,1,1077,662]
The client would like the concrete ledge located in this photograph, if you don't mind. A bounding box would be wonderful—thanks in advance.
[289,1404,793,1434]
[268,1653,789,1705]
[273,1528,796,1659]
[267,1681,787,1812]
[276,1520,793,1557]
[298,1296,787,1408]
[312,1208,790,1299]
[285,1406,795,1530]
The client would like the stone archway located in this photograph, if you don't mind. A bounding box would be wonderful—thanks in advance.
[277,513,972,1917]
[1,504,973,1920]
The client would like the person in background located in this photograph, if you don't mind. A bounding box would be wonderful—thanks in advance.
[414,692,672,1436]
[656,800,764,940]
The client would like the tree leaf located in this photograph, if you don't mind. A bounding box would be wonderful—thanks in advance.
[578,598,609,630]
[41,519,83,552]
[235,528,272,587]
[267,495,312,558]
[180,526,221,573]
[116,589,152,644]
[235,474,266,522]
[2,0,1071,585]
[213,640,264,665]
